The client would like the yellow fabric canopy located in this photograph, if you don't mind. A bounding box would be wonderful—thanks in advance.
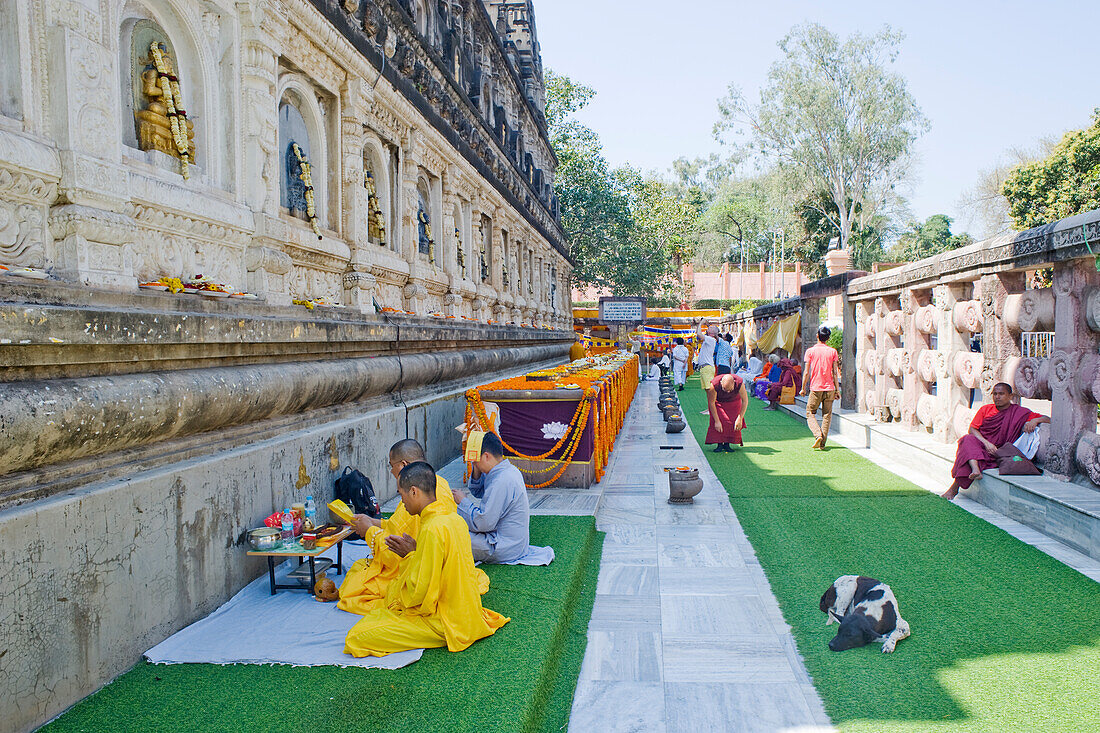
[735,323,757,350]
[755,312,801,354]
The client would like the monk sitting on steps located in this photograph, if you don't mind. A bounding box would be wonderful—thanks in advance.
[338,438,488,615]
[942,382,1050,500]
[344,462,510,657]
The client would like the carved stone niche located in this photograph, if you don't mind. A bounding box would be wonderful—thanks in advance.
[245,245,292,305]
[1004,289,1055,334]
[953,299,984,334]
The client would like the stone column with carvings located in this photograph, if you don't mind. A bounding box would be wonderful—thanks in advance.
[343,270,377,313]
[800,297,820,365]
[934,283,972,442]
[980,273,1025,395]
[899,288,929,430]
[240,33,280,217]
[245,245,292,304]
[340,78,367,256]
[840,294,859,410]
[441,191,458,276]
[1047,260,1100,479]
[855,300,874,415]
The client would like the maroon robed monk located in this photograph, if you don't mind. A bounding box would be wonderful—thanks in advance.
[706,373,749,453]
[942,382,1049,499]
[764,358,802,410]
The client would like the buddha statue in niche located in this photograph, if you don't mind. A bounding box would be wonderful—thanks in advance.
[134,45,195,159]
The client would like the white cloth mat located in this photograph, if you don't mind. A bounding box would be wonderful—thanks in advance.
[144,541,422,669]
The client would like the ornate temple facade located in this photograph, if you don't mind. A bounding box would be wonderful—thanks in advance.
[0,3,572,730]
[0,0,571,325]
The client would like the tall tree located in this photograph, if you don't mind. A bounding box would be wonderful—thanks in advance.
[890,214,973,261]
[1001,110,1100,230]
[714,23,927,251]
[792,191,888,276]
[546,70,696,297]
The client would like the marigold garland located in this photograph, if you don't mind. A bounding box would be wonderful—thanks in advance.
[292,143,323,239]
[464,354,638,487]
[149,42,191,179]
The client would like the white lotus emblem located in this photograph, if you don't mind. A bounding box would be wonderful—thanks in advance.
[541,421,569,440]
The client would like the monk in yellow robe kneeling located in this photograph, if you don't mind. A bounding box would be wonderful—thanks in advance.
[344,461,510,657]
[338,439,488,615]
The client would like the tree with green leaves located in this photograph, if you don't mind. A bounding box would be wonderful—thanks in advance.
[714,23,927,252]
[890,214,973,261]
[1001,109,1100,230]
[546,70,699,298]
[792,191,888,276]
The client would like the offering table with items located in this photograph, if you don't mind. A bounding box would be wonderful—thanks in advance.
[246,525,355,595]
[465,353,639,489]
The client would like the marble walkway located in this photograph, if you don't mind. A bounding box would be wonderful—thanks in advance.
[566,378,834,733]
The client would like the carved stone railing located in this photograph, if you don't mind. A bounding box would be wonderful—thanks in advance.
[845,208,1100,486]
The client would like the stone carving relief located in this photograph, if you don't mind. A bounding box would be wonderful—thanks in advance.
[0,200,47,267]
[886,388,903,420]
[1004,289,1055,334]
[916,393,936,427]
[952,300,983,333]
[915,305,936,334]
[886,348,907,378]
[1074,433,1100,487]
[884,310,904,337]
[917,350,937,383]
[952,352,983,389]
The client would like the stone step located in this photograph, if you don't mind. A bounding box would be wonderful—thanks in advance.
[777,397,1100,562]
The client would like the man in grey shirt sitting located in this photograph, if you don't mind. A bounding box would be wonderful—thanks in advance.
[453,431,531,563]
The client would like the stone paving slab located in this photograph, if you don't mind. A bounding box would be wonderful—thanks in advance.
[569,379,835,732]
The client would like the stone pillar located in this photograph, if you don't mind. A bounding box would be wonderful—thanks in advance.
[240,36,280,217]
[841,294,860,410]
[340,78,367,252]
[800,297,820,365]
[901,288,932,430]
[934,283,972,442]
[824,248,852,322]
[873,296,901,422]
[1047,260,1100,479]
[245,245,292,304]
[441,192,458,276]
[343,270,377,313]
[979,272,1025,395]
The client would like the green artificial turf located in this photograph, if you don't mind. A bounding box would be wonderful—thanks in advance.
[680,387,1100,732]
[43,515,603,733]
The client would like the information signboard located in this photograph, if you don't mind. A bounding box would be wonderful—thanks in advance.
[598,296,647,324]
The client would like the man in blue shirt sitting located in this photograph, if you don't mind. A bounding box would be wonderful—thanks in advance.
[453,432,531,563]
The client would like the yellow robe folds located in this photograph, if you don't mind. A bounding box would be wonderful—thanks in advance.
[344,501,510,657]
[338,476,489,615]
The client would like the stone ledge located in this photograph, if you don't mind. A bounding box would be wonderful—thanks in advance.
[777,396,1100,562]
[0,278,571,380]
[0,343,568,481]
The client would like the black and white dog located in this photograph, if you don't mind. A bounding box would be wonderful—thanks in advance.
[819,575,910,653]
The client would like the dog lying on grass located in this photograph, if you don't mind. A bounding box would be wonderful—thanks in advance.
[819,575,910,653]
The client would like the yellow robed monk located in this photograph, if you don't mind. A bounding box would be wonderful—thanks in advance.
[344,461,510,657]
[338,439,487,615]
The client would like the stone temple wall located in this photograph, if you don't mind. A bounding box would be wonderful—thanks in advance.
[0,1,573,730]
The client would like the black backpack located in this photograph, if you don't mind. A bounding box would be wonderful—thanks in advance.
[334,466,382,518]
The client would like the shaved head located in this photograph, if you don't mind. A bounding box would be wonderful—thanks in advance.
[389,438,426,463]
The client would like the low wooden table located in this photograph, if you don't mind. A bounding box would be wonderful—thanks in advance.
[246,526,356,595]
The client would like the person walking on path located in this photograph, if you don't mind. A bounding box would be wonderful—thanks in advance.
[671,337,689,390]
[706,373,749,452]
[695,320,719,413]
[801,326,840,450]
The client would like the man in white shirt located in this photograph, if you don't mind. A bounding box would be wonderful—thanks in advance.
[671,338,689,391]
[695,320,718,391]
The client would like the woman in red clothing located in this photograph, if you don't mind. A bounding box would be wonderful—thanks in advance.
[706,373,749,453]
[941,382,1049,499]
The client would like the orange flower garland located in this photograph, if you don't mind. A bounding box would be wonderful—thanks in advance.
[464,354,638,487]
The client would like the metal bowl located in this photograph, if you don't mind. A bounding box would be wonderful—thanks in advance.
[248,527,281,550]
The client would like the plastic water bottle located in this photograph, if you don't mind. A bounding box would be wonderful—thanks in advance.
[280,509,295,545]
[303,495,317,528]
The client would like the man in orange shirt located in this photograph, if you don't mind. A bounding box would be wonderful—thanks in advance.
[801,326,841,450]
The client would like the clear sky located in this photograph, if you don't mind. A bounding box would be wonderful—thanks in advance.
[534,0,1100,235]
